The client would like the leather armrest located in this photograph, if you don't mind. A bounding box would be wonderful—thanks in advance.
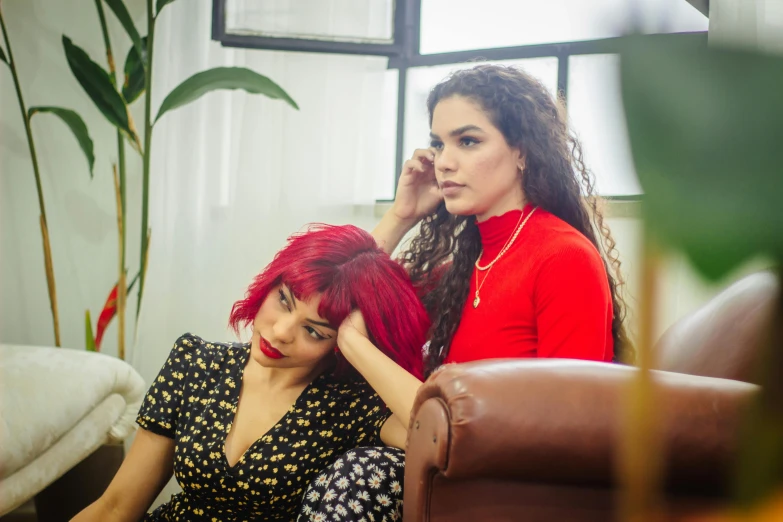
[404,359,757,509]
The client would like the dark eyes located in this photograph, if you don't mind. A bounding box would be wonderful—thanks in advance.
[278,288,327,341]
[278,289,289,308]
[305,326,327,341]
[429,136,479,150]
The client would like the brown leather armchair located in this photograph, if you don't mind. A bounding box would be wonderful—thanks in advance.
[404,271,778,521]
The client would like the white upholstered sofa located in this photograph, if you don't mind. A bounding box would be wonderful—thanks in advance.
[0,343,145,517]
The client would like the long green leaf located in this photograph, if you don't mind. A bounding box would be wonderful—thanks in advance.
[156,0,177,15]
[85,309,97,352]
[0,45,7,65]
[62,36,139,148]
[29,106,95,177]
[620,34,783,281]
[155,67,299,123]
[103,0,144,66]
[122,36,147,103]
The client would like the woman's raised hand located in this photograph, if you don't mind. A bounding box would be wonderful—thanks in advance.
[337,309,368,349]
[391,148,442,223]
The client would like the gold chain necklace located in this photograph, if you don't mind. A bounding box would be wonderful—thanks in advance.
[473,263,496,309]
[475,207,537,271]
[473,207,537,308]
[475,211,524,271]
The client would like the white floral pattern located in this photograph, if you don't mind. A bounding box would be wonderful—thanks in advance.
[297,447,405,522]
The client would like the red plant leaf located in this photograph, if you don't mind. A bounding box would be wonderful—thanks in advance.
[94,284,118,350]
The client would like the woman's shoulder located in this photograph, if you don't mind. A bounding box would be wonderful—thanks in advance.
[523,212,612,296]
[529,210,604,264]
[170,332,245,352]
[320,374,384,404]
[166,333,249,369]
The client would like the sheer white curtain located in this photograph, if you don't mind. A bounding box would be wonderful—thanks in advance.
[710,0,783,53]
[130,1,396,383]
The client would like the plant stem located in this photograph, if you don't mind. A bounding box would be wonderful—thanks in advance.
[92,0,127,257]
[92,0,127,236]
[0,5,61,346]
[94,0,128,358]
[93,0,114,76]
[137,0,154,319]
[113,165,126,360]
[119,141,126,272]
[118,138,126,354]
[619,231,664,522]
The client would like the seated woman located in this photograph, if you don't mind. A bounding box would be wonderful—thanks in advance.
[299,63,634,521]
[73,224,430,521]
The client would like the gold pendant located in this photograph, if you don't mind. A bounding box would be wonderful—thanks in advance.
[473,295,480,308]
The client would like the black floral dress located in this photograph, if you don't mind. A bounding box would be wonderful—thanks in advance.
[136,333,392,521]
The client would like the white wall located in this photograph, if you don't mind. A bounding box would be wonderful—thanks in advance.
[601,212,772,346]
[1,0,145,357]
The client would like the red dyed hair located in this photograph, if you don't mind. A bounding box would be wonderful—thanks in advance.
[229,224,429,379]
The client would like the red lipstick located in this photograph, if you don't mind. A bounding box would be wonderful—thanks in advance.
[258,337,284,359]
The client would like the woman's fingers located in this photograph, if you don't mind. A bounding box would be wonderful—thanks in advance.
[413,148,435,161]
[403,158,426,175]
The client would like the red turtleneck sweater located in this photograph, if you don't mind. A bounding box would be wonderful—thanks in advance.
[444,205,614,364]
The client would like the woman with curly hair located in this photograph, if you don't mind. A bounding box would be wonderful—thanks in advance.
[300,63,633,521]
[377,63,632,371]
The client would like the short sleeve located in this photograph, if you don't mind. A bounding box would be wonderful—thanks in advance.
[345,382,392,447]
[136,334,195,438]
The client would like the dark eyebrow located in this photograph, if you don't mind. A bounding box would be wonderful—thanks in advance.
[430,124,484,140]
[283,286,297,310]
[284,286,337,332]
[307,319,336,331]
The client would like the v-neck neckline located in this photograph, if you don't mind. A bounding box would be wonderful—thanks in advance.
[221,344,325,470]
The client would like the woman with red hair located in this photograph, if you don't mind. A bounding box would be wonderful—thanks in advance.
[73,224,429,522]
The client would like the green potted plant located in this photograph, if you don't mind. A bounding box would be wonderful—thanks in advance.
[66,0,299,359]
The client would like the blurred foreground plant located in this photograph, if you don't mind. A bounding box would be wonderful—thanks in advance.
[619,34,783,520]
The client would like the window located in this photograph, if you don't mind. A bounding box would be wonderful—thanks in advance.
[568,54,642,196]
[224,0,395,44]
[420,0,707,54]
[213,0,708,199]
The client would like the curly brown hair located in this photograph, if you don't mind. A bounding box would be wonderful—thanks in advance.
[398,64,634,376]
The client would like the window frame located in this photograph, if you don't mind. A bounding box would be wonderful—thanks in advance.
[212,0,708,199]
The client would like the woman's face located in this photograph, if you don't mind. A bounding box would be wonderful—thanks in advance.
[250,284,338,370]
[430,95,526,221]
